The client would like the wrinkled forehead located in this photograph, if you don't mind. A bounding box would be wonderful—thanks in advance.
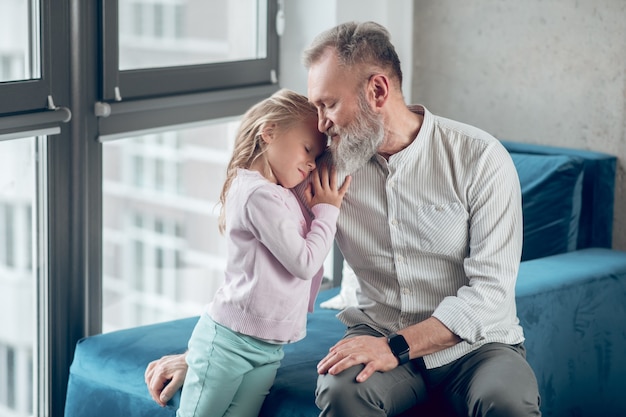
[307,51,356,102]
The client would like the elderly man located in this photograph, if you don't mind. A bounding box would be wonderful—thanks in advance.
[146,21,541,417]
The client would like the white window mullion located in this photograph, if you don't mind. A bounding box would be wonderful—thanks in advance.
[15,347,29,414]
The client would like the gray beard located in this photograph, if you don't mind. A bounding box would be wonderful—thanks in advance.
[329,98,385,175]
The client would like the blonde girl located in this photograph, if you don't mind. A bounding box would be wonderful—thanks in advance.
[175,89,351,417]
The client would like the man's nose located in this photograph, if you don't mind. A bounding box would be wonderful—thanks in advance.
[317,110,331,133]
[307,160,316,171]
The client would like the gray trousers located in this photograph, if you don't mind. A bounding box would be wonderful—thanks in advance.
[316,325,541,417]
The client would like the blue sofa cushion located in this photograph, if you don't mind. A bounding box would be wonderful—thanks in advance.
[515,248,626,416]
[502,140,616,249]
[64,317,196,417]
[510,152,584,261]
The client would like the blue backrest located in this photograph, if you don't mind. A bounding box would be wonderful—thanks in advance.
[501,140,617,253]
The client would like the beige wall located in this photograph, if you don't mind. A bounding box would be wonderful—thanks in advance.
[411,0,626,250]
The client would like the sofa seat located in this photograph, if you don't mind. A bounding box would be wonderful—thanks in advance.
[65,248,626,417]
[64,287,343,417]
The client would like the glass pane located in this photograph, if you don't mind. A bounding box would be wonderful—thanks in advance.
[118,0,267,71]
[0,0,41,82]
[0,137,37,417]
[102,121,238,332]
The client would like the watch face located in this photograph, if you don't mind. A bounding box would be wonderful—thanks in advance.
[388,334,410,365]
[389,334,409,355]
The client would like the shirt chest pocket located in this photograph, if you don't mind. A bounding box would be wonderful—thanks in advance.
[416,202,469,258]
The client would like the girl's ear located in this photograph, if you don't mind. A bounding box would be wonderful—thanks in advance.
[260,123,277,144]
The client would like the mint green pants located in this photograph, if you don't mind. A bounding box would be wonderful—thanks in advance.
[177,312,284,417]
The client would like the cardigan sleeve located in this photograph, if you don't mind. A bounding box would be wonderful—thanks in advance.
[244,186,340,280]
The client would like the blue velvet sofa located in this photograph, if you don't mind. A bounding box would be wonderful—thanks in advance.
[64,141,626,417]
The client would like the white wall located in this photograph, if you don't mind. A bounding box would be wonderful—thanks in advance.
[411,0,626,250]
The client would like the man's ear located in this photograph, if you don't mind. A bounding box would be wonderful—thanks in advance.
[260,123,277,143]
[369,73,389,109]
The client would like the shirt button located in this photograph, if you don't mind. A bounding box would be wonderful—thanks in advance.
[391,219,398,226]
[401,287,411,295]
[436,205,444,211]
[397,255,405,262]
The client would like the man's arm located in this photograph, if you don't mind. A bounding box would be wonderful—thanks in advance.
[144,353,188,406]
[317,317,460,382]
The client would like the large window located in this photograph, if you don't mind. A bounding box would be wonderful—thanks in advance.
[0,0,48,116]
[0,0,40,82]
[0,2,49,417]
[118,0,267,70]
[102,121,238,331]
[101,0,277,101]
[99,0,279,333]
[0,0,280,415]
[0,136,43,417]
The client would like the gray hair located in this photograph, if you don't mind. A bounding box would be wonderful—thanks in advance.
[302,21,403,87]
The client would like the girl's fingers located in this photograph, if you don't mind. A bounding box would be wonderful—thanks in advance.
[319,165,330,189]
[328,166,338,190]
[311,168,322,190]
[339,175,352,195]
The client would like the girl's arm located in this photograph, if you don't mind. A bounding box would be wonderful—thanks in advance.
[245,167,350,280]
[245,186,339,280]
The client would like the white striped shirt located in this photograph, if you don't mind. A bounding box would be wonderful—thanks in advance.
[335,105,525,368]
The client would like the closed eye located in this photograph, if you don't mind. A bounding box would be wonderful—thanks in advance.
[314,101,336,111]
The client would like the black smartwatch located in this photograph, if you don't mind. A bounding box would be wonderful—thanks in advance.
[387,333,410,365]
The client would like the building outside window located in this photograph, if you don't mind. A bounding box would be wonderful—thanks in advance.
[0,138,38,417]
[102,121,238,332]
[118,0,266,70]
[0,0,42,415]
[0,0,37,83]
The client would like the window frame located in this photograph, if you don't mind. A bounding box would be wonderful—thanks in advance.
[0,0,50,116]
[100,0,280,102]
[0,0,72,142]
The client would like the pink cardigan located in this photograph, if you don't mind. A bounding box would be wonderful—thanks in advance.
[209,169,339,343]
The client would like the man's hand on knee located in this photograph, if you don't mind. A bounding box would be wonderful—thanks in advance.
[317,335,398,382]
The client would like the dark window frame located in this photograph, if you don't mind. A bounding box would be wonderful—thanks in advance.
[100,0,280,102]
[0,0,52,116]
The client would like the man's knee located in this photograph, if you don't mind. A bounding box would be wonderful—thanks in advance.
[448,344,541,417]
[315,367,360,411]
[478,391,540,417]
[467,380,541,417]
[316,365,387,415]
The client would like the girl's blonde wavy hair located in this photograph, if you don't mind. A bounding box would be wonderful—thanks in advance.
[218,88,320,234]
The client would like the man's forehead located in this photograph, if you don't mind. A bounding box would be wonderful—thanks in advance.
[307,51,341,93]
[306,65,328,99]
[307,66,350,104]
